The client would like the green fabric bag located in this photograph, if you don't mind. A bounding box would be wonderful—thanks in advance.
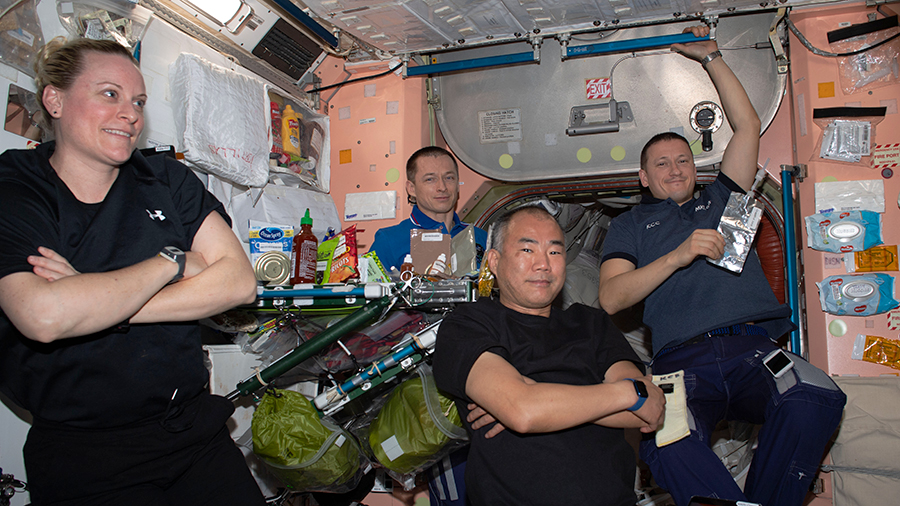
[368,365,467,475]
[252,388,362,492]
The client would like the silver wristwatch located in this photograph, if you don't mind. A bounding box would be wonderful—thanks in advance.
[700,50,722,69]
[158,246,185,283]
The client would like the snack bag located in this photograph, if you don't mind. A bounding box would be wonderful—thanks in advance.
[318,225,358,283]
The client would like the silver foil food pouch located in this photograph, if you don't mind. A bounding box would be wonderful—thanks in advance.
[708,191,764,274]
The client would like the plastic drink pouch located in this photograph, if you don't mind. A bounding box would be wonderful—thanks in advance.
[707,192,763,273]
[852,334,900,371]
[816,273,899,316]
[805,210,882,253]
[844,245,898,273]
[317,225,358,284]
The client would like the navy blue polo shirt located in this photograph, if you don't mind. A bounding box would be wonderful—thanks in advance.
[602,172,792,354]
[369,205,487,271]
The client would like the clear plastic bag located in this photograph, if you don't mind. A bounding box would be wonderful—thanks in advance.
[829,19,900,95]
[0,0,45,76]
[57,0,151,51]
[350,364,468,491]
[267,88,330,190]
[811,107,886,167]
[252,387,369,493]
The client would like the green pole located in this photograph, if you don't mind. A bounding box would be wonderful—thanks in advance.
[228,294,393,399]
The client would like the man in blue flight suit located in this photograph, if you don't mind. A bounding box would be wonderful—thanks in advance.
[369,146,486,273]
[369,146,487,505]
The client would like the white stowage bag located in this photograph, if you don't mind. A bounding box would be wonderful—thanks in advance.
[169,53,269,188]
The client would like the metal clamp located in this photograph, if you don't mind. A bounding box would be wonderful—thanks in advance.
[566,99,633,136]
[769,8,790,74]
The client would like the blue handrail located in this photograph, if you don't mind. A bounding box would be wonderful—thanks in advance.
[781,167,802,356]
[566,33,709,58]
[406,51,536,77]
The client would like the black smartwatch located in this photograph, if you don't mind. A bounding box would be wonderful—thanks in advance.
[625,378,649,412]
[158,246,185,283]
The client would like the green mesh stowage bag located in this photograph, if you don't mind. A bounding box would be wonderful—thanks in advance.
[252,388,361,492]
[368,370,465,475]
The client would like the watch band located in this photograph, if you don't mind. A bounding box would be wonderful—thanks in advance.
[625,378,649,412]
[700,50,722,69]
[158,246,185,283]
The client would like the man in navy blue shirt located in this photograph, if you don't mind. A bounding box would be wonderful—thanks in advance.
[369,146,486,272]
[599,25,845,506]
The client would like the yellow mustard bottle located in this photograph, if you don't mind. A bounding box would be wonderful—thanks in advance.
[281,105,302,158]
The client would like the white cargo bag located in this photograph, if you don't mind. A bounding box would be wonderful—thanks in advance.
[169,53,269,187]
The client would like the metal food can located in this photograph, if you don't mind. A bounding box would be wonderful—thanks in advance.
[254,251,291,286]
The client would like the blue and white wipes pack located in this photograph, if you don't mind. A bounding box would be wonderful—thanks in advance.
[805,210,882,253]
[817,273,899,316]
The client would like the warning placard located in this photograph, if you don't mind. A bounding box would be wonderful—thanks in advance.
[585,78,611,100]
[478,109,522,144]
[871,143,900,170]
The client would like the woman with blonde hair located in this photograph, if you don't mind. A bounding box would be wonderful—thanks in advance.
[0,37,265,505]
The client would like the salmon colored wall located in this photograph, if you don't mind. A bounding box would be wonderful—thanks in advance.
[787,7,900,503]
[789,1,900,375]
[312,61,490,254]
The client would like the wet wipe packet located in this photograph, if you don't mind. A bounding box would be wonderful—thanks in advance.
[817,273,899,316]
[805,210,882,253]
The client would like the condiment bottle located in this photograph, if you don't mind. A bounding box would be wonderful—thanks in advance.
[399,254,415,282]
[290,209,318,284]
[428,253,448,276]
[281,105,302,158]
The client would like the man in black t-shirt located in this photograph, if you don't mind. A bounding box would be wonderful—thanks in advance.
[433,206,665,506]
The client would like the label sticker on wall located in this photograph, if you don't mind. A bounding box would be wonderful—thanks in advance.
[478,109,522,144]
[871,144,900,170]
[888,309,900,331]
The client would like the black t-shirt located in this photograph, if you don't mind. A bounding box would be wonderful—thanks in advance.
[0,142,228,428]
[433,298,642,506]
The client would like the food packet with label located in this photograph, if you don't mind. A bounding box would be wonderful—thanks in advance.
[852,334,900,371]
[844,245,898,273]
[317,225,358,284]
[707,192,764,274]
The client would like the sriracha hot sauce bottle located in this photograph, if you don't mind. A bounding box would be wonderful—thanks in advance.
[290,209,318,284]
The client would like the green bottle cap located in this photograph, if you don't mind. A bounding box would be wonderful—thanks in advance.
[301,208,313,226]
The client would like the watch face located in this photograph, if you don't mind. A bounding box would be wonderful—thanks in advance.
[634,380,649,398]
[163,246,184,257]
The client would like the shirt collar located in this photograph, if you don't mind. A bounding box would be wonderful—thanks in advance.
[39,141,151,178]
[410,205,462,232]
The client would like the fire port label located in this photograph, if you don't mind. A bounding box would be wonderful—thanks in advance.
[871,144,900,170]
[586,78,611,100]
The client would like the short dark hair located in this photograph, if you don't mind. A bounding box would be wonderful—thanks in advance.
[640,132,691,171]
[489,205,560,254]
[406,146,457,181]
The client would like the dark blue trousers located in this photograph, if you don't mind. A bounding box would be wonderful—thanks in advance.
[640,334,846,506]
[428,446,469,506]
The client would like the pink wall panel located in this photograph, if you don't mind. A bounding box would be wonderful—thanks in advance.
[313,61,490,252]
[789,2,900,375]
